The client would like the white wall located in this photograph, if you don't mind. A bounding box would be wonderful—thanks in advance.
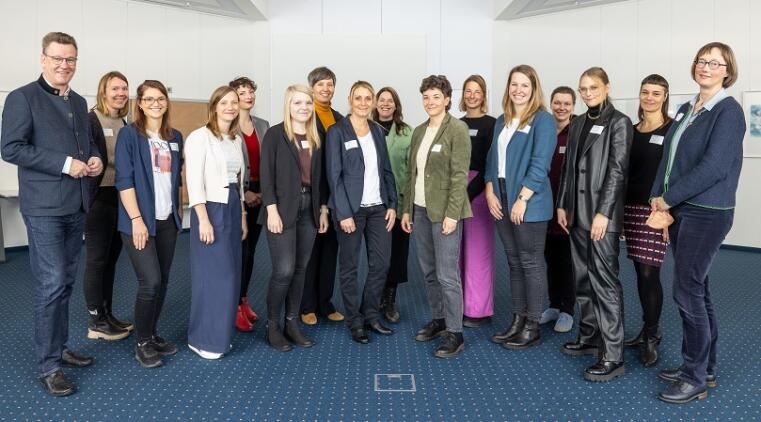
[0,0,268,247]
[493,0,761,248]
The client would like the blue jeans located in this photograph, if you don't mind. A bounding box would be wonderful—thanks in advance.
[669,204,733,387]
[23,212,86,377]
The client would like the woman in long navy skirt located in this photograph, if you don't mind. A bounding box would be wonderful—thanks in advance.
[184,86,248,359]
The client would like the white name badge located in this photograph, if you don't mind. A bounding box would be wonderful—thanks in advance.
[559,146,567,154]
[591,125,605,135]
[301,140,310,149]
[675,113,684,122]
[431,144,443,152]
[649,135,665,145]
[169,142,179,151]
[468,129,478,137]
[103,128,114,137]
[344,140,358,150]
[519,124,531,134]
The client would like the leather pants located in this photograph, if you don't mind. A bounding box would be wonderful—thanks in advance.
[570,228,624,362]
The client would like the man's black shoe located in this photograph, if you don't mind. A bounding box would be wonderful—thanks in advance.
[658,380,708,404]
[415,319,446,342]
[150,336,178,356]
[658,368,717,388]
[61,349,93,368]
[434,332,464,358]
[365,320,394,335]
[351,327,370,344]
[584,360,625,382]
[40,370,76,397]
[562,341,599,357]
[135,341,163,368]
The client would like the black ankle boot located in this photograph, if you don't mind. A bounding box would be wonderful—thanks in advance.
[284,318,315,348]
[625,326,661,348]
[503,320,541,349]
[491,314,525,344]
[87,309,129,341]
[266,321,292,352]
[640,326,660,367]
[381,287,400,323]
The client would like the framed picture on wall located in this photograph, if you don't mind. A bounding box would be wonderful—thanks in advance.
[742,91,761,158]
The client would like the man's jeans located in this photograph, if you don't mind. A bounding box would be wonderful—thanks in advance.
[23,212,85,377]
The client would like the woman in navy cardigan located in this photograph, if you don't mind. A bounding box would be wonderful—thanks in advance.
[650,42,746,404]
[115,80,183,368]
[484,65,556,350]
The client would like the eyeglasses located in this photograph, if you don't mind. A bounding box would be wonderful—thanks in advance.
[141,97,167,105]
[695,59,727,70]
[578,86,600,95]
[44,54,78,66]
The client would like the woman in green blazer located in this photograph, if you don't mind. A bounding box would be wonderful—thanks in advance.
[400,75,472,359]
[373,87,413,323]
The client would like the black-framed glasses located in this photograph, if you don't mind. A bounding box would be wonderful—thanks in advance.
[44,54,78,66]
[695,59,727,70]
[141,97,167,105]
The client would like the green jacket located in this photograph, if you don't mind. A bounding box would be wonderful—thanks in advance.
[402,113,472,222]
[386,122,413,216]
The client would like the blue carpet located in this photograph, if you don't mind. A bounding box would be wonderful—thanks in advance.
[0,231,759,421]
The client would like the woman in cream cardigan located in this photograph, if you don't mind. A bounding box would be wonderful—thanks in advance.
[184,86,248,360]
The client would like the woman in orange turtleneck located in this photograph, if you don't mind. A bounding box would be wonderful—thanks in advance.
[300,66,345,325]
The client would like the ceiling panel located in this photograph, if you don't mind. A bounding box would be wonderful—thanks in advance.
[130,0,266,20]
[496,0,632,20]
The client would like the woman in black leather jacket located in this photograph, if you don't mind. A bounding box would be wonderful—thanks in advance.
[556,67,633,382]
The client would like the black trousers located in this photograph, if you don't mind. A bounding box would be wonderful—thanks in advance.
[121,218,178,343]
[83,187,123,312]
[301,219,339,315]
[335,205,392,329]
[570,228,624,362]
[240,192,263,300]
[544,233,575,315]
[266,192,317,322]
[384,222,409,290]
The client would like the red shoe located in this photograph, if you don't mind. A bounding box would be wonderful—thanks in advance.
[240,297,258,322]
[236,305,254,332]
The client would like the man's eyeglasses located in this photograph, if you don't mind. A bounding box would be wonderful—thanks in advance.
[44,54,78,66]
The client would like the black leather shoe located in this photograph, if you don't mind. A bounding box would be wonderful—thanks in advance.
[503,320,540,349]
[463,316,492,328]
[625,326,661,347]
[284,319,315,348]
[658,380,708,404]
[150,336,178,356]
[658,368,717,388]
[381,287,401,323]
[415,319,446,342]
[40,370,76,396]
[87,313,130,341]
[562,341,599,357]
[434,332,464,358]
[366,320,394,335]
[265,322,292,352]
[135,341,163,368]
[584,360,625,382]
[351,327,370,344]
[490,314,525,344]
[61,349,93,368]
[640,332,659,367]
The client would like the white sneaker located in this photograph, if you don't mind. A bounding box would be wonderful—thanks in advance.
[539,308,560,325]
[554,312,574,333]
[188,343,223,360]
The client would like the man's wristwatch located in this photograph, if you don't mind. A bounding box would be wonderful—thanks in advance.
[518,194,529,202]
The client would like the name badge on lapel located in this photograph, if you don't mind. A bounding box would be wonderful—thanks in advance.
[559,146,567,154]
[344,140,358,150]
[301,140,310,149]
[431,144,443,153]
[169,142,179,151]
[468,129,478,137]
[590,125,605,135]
[103,128,114,137]
[649,135,664,145]
[519,124,531,134]
[675,113,684,122]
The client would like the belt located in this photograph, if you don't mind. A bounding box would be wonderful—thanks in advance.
[361,202,383,208]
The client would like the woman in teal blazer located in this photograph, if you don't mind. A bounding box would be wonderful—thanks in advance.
[484,65,556,350]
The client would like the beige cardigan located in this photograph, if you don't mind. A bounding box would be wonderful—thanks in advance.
[184,126,245,207]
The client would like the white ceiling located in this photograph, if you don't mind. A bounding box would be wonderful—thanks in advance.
[496,0,631,20]
[130,0,267,20]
